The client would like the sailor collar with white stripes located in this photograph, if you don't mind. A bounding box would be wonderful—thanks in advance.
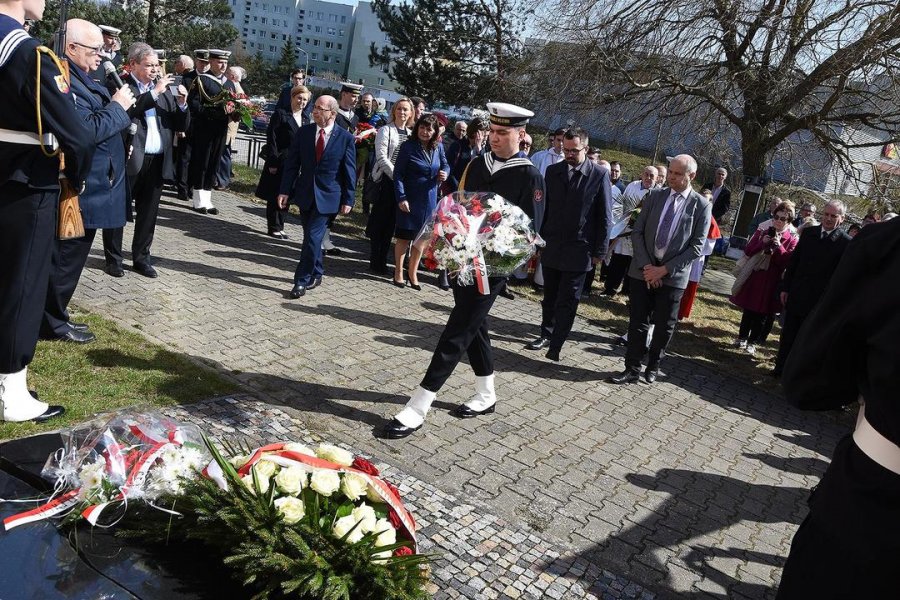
[483,152,533,175]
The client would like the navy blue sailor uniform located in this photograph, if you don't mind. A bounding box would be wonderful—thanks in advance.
[187,59,235,208]
[0,17,94,376]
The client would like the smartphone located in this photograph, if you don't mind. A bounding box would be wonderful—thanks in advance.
[172,75,183,87]
[168,84,181,96]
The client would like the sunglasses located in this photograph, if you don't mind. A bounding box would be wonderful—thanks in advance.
[773,216,790,222]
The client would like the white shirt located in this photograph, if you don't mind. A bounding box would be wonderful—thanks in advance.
[135,79,162,155]
[531,148,563,177]
[654,189,689,261]
[292,111,304,128]
[614,181,655,256]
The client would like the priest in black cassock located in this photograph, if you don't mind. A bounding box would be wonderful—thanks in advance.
[384,102,544,440]
[776,217,900,598]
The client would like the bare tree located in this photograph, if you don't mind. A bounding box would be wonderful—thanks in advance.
[529,0,900,232]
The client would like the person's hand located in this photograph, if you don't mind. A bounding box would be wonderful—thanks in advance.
[112,85,135,110]
[762,235,772,245]
[339,204,352,215]
[437,170,448,182]
[154,73,174,96]
[277,194,289,209]
[127,144,133,160]
[780,291,788,306]
[398,200,410,213]
[642,264,667,282]
[592,256,602,265]
[268,167,278,174]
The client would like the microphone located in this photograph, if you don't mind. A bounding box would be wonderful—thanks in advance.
[124,122,138,151]
[103,61,125,88]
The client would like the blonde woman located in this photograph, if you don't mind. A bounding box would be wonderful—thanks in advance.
[366,98,415,274]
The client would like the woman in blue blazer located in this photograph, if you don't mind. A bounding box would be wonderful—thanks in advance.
[393,114,449,289]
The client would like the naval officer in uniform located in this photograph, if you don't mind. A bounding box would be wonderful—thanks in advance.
[0,0,94,421]
[187,48,234,215]
[384,102,544,439]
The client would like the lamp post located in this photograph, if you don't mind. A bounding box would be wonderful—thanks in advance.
[296,46,309,79]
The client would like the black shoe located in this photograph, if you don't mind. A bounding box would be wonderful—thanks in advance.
[439,283,451,291]
[176,192,188,201]
[308,277,322,290]
[453,404,496,419]
[384,418,421,439]
[607,369,640,384]
[525,337,550,351]
[207,207,219,216]
[32,405,66,423]
[133,263,158,278]
[392,279,406,288]
[546,348,560,362]
[644,365,659,384]
[69,321,89,332]
[615,335,627,346]
[408,282,422,291]
[325,247,342,256]
[499,288,515,300]
[105,264,125,277]
[60,329,96,344]
[532,284,544,293]
[289,284,306,299]
[193,207,208,214]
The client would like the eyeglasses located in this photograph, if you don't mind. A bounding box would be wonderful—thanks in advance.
[72,42,103,55]
[773,216,790,222]
[562,147,585,154]
[312,105,333,112]
[819,212,840,218]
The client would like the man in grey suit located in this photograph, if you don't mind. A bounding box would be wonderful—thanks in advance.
[607,154,712,384]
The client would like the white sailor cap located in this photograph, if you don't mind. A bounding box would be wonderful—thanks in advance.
[208,49,231,60]
[340,82,364,94]
[98,25,121,37]
[193,49,210,61]
[154,49,167,60]
[486,102,533,127]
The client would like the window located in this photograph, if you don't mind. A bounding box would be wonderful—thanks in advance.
[378,77,385,86]
[323,55,330,63]
[304,37,309,43]
[270,32,276,39]
[270,45,275,52]
[335,58,340,64]
[261,16,266,24]
[249,41,255,48]
[314,25,321,33]
[338,29,345,36]
[251,28,256,34]
[252,15,257,21]
[311,52,318,60]
[282,34,287,41]
[325,41,333,48]
[306,24,311,30]
[329,14,337,22]
[337,43,342,50]
[313,39,320,46]
[340,15,346,24]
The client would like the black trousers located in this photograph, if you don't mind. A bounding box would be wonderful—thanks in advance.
[738,309,770,344]
[174,136,191,198]
[774,308,807,372]
[42,228,97,338]
[188,122,227,190]
[0,184,57,373]
[624,277,684,370]
[366,177,396,272]
[104,153,164,268]
[776,437,900,598]
[420,278,503,392]
[604,253,632,294]
[266,195,287,233]
[582,264,596,294]
[540,266,587,352]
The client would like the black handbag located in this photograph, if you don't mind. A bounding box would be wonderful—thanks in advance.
[258,143,270,161]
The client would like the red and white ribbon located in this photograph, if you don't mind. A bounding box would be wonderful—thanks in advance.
[3,489,81,531]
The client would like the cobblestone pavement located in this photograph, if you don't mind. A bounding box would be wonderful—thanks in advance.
[73,191,853,599]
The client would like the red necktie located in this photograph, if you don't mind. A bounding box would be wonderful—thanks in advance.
[315,129,325,162]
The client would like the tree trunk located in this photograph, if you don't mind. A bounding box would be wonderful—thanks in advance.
[731,134,769,243]
[146,0,158,48]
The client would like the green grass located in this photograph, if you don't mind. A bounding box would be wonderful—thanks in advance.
[1,312,240,441]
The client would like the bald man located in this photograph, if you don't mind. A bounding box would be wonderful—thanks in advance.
[41,19,134,347]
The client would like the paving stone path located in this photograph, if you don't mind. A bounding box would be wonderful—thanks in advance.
[73,190,852,599]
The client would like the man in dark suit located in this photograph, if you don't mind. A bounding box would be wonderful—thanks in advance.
[102,43,189,279]
[0,6,94,422]
[525,127,611,361]
[277,95,356,298]
[705,166,731,222]
[41,19,134,345]
[174,49,208,201]
[772,200,850,377]
[608,154,712,384]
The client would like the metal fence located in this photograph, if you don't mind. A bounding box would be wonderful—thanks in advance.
[232,132,267,170]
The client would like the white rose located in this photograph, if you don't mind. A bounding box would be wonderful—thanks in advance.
[274,496,306,524]
[241,473,269,495]
[373,518,397,547]
[341,472,368,501]
[333,514,364,543]
[315,444,353,467]
[252,459,279,481]
[365,484,384,503]
[275,465,307,495]
[283,442,315,456]
[351,503,378,533]
[309,469,341,496]
[229,454,249,469]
